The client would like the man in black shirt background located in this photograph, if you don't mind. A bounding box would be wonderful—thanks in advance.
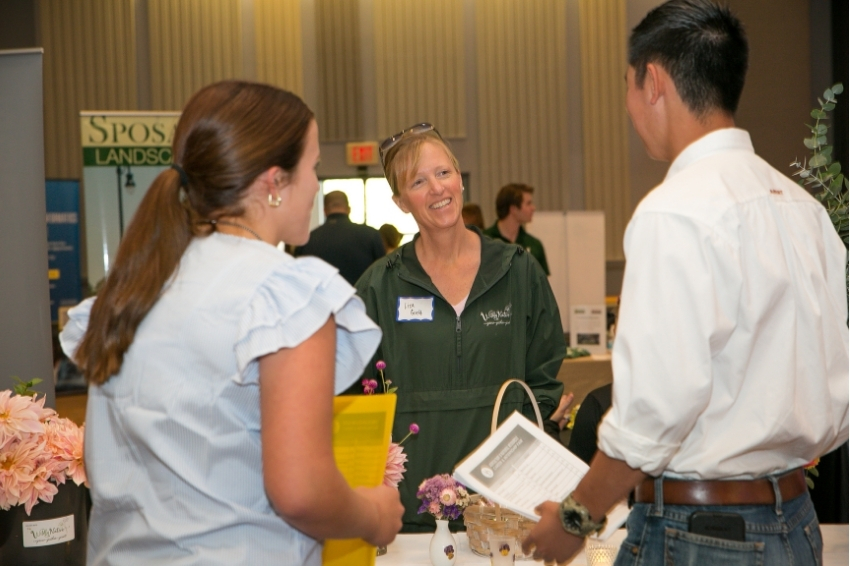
[295,191,385,285]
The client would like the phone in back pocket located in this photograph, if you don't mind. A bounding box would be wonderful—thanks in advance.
[688,511,746,542]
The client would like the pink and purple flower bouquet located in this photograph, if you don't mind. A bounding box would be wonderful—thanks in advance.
[416,473,471,521]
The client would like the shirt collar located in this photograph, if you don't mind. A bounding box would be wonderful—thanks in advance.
[325,212,350,223]
[665,128,754,181]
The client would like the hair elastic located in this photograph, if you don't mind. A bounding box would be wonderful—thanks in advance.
[171,163,189,187]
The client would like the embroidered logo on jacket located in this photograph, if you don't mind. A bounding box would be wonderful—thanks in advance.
[480,303,512,326]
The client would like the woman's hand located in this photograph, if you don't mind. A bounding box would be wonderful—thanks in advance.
[549,393,575,431]
[357,485,404,547]
[260,317,403,543]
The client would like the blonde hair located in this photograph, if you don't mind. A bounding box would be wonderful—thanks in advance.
[382,131,460,196]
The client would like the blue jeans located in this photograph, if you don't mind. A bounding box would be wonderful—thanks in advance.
[614,476,823,566]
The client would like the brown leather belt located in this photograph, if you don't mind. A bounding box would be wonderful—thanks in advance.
[634,469,806,506]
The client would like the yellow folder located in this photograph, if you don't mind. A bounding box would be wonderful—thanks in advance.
[322,393,396,566]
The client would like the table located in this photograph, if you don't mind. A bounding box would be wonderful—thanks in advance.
[381,531,626,565]
[380,525,849,565]
[556,355,613,405]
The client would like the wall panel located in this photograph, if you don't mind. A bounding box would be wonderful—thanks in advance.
[254,0,303,95]
[475,0,570,216]
[315,0,362,141]
[40,0,137,179]
[579,0,629,260]
[148,0,242,111]
[374,0,465,139]
[727,0,811,175]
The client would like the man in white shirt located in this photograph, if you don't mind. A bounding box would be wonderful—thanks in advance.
[523,1,849,564]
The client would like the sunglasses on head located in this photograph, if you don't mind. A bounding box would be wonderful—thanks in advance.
[379,123,443,168]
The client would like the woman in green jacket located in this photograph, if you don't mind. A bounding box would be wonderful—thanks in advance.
[354,124,566,533]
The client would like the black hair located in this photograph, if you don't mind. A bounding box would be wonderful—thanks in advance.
[629,0,748,116]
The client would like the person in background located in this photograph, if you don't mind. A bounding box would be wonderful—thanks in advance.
[354,123,566,533]
[483,183,549,275]
[60,81,402,566]
[566,384,611,465]
[295,190,386,285]
[378,223,403,254]
[523,2,848,563]
[461,202,485,230]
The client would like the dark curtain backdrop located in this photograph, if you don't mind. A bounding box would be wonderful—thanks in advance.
[809,0,849,526]
[832,0,848,174]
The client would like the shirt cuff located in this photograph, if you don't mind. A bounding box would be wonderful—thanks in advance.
[597,417,681,477]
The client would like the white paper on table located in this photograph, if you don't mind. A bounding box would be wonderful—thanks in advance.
[453,411,629,540]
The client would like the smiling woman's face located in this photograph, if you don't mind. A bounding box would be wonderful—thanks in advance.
[393,141,463,233]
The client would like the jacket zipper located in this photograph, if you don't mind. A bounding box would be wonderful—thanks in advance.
[453,315,463,381]
[394,247,518,385]
[455,314,462,361]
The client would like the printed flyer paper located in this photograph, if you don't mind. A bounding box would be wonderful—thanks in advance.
[453,411,629,540]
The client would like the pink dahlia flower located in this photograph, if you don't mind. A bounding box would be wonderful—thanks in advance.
[0,435,43,512]
[0,391,47,444]
[383,441,408,488]
[45,418,87,486]
[19,464,59,515]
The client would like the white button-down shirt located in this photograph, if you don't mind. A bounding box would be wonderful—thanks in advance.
[598,128,849,479]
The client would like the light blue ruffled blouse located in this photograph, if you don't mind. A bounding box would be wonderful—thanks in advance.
[60,233,381,566]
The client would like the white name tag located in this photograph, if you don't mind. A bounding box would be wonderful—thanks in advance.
[396,296,434,322]
[22,514,75,547]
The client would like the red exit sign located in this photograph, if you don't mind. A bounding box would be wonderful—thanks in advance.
[346,141,379,166]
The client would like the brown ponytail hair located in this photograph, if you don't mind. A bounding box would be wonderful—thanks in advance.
[76,81,314,385]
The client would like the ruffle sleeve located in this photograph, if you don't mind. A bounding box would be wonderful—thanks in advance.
[59,296,96,364]
[234,256,382,394]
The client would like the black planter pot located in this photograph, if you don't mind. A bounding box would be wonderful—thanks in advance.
[0,481,88,566]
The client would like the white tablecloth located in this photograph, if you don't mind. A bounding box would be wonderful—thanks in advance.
[379,525,849,565]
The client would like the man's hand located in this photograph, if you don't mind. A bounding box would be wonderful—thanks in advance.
[522,501,585,563]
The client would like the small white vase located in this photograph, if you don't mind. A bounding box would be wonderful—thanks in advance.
[429,519,457,566]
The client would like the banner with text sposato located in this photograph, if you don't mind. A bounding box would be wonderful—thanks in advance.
[80,112,180,288]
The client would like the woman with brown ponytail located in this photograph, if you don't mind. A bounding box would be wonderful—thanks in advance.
[59,81,402,565]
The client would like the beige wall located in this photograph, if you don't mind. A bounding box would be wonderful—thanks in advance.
[21,0,819,271]
[624,0,814,205]
[728,0,812,175]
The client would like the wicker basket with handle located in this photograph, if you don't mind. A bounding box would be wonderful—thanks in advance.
[462,379,543,558]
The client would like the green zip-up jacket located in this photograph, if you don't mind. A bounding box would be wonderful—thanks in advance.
[354,229,566,533]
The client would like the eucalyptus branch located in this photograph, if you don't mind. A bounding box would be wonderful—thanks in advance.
[790,83,848,249]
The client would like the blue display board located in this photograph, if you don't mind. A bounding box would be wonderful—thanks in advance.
[46,180,82,322]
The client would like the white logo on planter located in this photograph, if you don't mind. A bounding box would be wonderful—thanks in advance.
[22,515,75,547]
